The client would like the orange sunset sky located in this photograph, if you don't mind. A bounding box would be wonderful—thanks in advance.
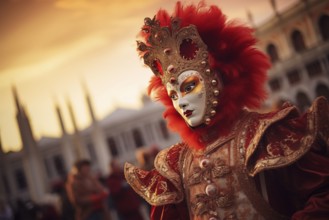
[0,0,298,152]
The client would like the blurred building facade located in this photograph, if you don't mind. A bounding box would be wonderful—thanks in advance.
[0,86,180,206]
[256,0,329,111]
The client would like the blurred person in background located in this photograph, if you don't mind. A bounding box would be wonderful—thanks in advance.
[0,199,13,220]
[136,145,160,171]
[66,159,110,220]
[106,160,144,220]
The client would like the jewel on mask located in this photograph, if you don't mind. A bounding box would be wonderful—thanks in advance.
[210,110,216,116]
[211,79,217,86]
[205,118,211,125]
[213,90,220,96]
[170,77,176,84]
[201,61,207,66]
[206,69,211,74]
[167,64,175,73]
[212,100,218,107]
[164,48,171,55]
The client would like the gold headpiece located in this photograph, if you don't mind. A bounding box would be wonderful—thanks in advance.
[138,17,212,84]
[138,17,221,125]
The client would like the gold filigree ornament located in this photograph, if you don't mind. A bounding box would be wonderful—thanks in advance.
[137,16,222,125]
[187,158,231,186]
[191,189,234,216]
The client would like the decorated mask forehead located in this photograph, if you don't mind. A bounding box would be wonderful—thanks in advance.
[167,70,202,90]
[138,17,222,125]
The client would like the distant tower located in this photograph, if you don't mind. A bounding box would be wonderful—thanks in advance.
[0,131,7,201]
[82,81,110,175]
[246,9,256,29]
[55,103,75,172]
[67,98,88,160]
[12,86,47,202]
[270,0,280,18]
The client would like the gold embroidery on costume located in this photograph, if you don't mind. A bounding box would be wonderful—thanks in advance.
[182,134,239,219]
[187,158,231,186]
[124,143,187,206]
[191,189,234,216]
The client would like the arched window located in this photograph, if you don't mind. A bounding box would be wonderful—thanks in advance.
[306,60,322,78]
[269,77,282,92]
[319,15,329,41]
[133,129,144,148]
[316,83,329,100]
[287,69,301,85]
[291,30,306,52]
[266,43,279,63]
[296,92,311,112]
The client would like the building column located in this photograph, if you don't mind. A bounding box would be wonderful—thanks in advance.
[91,125,110,176]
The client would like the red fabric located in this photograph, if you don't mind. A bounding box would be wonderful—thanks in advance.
[261,139,329,219]
[246,106,306,168]
[107,171,142,213]
[151,201,189,220]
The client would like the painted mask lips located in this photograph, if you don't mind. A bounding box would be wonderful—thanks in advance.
[184,110,193,117]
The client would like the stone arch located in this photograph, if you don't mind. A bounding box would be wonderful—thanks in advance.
[266,43,279,63]
[291,29,306,52]
[315,83,329,100]
[296,91,311,112]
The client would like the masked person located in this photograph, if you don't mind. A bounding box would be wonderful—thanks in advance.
[124,2,329,220]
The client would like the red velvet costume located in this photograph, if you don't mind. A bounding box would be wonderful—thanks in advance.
[124,2,329,220]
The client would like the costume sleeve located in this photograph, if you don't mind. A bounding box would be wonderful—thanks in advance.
[124,143,187,206]
[262,140,329,219]
[283,97,329,219]
[245,96,329,176]
[258,97,329,218]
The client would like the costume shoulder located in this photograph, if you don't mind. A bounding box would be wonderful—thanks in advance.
[124,143,188,206]
[238,96,329,176]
